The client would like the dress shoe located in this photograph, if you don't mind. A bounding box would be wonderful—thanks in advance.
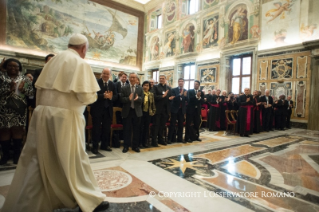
[159,141,167,146]
[132,147,140,152]
[152,143,159,147]
[122,147,129,153]
[167,140,172,144]
[142,144,148,148]
[91,148,99,154]
[93,201,109,212]
[101,146,112,151]
[240,134,244,137]
[244,134,250,137]
[196,138,202,142]
[187,139,193,143]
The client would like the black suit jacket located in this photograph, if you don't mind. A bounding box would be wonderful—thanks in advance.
[238,94,254,106]
[287,100,294,114]
[153,84,172,115]
[90,79,118,117]
[260,95,274,107]
[120,84,144,118]
[114,81,129,107]
[186,89,204,115]
[274,99,288,115]
[170,87,187,114]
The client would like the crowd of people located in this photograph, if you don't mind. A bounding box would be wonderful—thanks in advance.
[87,70,294,154]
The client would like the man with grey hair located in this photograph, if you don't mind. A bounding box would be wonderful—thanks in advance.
[260,89,274,132]
[90,68,118,154]
[152,74,173,146]
[121,72,144,153]
[3,34,109,212]
[237,88,254,136]
[149,78,155,93]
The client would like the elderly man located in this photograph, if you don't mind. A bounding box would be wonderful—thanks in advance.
[149,78,155,93]
[208,89,220,131]
[260,89,274,132]
[120,72,144,153]
[90,68,118,154]
[274,95,288,130]
[237,88,254,137]
[3,34,108,212]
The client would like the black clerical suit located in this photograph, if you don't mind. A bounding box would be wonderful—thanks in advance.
[168,87,187,143]
[237,94,254,136]
[286,100,294,128]
[185,89,204,141]
[274,98,288,130]
[260,95,273,131]
[120,84,144,149]
[153,83,172,145]
[207,94,219,131]
[90,79,118,150]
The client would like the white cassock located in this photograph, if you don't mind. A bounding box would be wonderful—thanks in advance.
[2,49,105,212]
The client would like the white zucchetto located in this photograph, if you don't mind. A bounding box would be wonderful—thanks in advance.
[68,34,88,45]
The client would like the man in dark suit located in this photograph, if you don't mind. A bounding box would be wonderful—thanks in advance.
[114,72,129,107]
[168,78,187,143]
[90,68,118,154]
[260,89,273,132]
[185,80,204,142]
[153,75,173,146]
[274,94,288,130]
[286,95,293,129]
[120,72,144,153]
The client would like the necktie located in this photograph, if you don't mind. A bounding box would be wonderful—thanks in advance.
[122,83,124,87]
[131,85,135,108]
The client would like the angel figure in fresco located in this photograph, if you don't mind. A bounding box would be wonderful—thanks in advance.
[265,0,295,24]
[150,36,159,60]
[202,17,218,47]
[300,24,318,41]
[230,7,247,44]
[182,24,195,53]
[163,32,175,57]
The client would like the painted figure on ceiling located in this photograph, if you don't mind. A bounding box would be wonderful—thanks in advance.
[265,0,295,24]
[229,7,248,45]
[182,24,195,53]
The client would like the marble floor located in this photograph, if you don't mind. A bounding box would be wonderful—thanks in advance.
[0,128,319,212]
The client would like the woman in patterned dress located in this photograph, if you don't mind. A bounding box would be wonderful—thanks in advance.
[0,58,34,165]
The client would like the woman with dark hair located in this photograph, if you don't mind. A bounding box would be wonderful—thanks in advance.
[139,81,156,148]
[0,58,34,165]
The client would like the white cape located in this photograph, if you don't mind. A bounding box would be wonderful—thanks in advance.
[2,49,105,212]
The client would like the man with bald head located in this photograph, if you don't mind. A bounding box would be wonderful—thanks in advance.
[91,68,118,154]
[3,34,109,212]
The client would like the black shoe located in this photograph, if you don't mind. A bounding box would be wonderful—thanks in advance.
[167,140,172,144]
[187,139,193,143]
[122,147,129,153]
[159,141,167,146]
[152,143,159,147]
[132,147,140,152]
[93,201,109,212]
[101,146,112,151]
[91,148,99,154]
[244,134,250,137]
[240,134,244,137]
[196,138,202,142]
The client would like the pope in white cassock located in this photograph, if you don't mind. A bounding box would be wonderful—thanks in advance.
[2,34,109,212]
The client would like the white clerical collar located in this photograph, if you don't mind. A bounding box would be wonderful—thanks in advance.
[103,80,108,84]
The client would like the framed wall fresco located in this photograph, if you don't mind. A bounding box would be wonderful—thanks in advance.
[0,0,144,70]
[257,51,311,121]
[202,14,219,49]
[163,30,176,58]
[227,4,248,45]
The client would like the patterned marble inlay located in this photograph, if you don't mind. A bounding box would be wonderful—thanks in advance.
[195,145,265,165]
[94,170,132,191]
[222,160,260,179]
[255,136,300,147]
[301,140,319,146]
[199,170,319,212]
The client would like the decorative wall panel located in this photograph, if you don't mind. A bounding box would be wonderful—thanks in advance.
[270,58,293,79]
[295,80,306,118]
[259,60,268,80]
[296,56,307,79]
